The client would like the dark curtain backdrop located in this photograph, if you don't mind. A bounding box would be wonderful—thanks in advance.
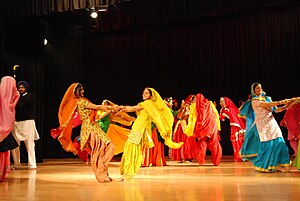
[0,1,299,160]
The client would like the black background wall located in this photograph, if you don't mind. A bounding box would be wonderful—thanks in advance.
[0,0,299,161]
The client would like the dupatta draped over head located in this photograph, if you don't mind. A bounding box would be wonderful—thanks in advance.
[221,97,246,129]
[251,83,275,111]
[194,93,218,139]
[0,76,20,142]
[140,88,183,149]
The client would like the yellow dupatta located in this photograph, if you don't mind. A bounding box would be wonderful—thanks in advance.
[210,101,221,131]
[183,102,197,137]
[141,88,183,149]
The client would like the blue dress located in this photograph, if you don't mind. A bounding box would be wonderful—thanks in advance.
[239,100,260,162]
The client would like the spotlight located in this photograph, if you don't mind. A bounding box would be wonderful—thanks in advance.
[90,7,98,18]
[44,39,48,46]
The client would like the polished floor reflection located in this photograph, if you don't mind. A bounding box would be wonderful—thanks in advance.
[1,156,300,201]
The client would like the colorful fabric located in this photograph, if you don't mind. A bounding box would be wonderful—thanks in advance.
[239,100,260,160]
[0,76,20,142]
[294,140,300,169]
[106,124,130,155]
[120,87,183,181]
[183,93,222,166]
[249,83,290,172]
[56,83,80,154]
[252,100,283,141]
[142,127,166,167]
[194,94,218,139]
[219,97,245,161]
[252,138,290,172]
[0,76,19,180]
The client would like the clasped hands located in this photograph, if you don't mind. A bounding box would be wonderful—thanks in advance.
[107,105,129,113]
[277,97,300,108]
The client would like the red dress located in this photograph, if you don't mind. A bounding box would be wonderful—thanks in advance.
[194,94,222,165]
[171,108,197,161]
[219,97,246,162]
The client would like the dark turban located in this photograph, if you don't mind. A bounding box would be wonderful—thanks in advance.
[18,81,30,91]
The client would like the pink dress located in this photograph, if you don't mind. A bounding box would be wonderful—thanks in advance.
[0,76,20,180]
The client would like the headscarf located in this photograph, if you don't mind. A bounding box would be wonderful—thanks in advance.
[221,97,246,129]
[0,76,20,142]
[141,88,183,149]
[18,81,30,91]
[194,93,218,139]
[251,82,275,111]
[184,95,195,105]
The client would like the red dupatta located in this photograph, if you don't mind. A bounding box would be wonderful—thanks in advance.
[223,97,246,129]
[194,93,218,139]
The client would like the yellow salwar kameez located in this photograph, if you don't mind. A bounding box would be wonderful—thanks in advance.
[120,88,183,181]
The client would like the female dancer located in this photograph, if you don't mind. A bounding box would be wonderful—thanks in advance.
[239,96,260,162]
[0,76,20,180]
[219,97,245,162]
[286,97,300,169]
[53,83,117,182]
[250,82,291,172]
[171,96,197,162]
[181,93,222,166]
[119,87,183,181]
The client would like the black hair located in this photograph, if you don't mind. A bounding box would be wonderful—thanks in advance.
[252,82,261,92]
[74,83,83,97]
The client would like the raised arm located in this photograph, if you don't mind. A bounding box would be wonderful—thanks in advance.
[119,104,143,113]
[86,102,119,112]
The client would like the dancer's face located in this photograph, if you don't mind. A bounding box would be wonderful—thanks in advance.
[254,84,263,96]
[75,86,84,98]
[142,89,151,100]
[219,98,225,107]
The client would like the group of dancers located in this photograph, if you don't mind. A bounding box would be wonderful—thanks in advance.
[1,77,299,182]
[51,82,299,182]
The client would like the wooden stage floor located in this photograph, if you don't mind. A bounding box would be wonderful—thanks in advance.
[1,156,300,201]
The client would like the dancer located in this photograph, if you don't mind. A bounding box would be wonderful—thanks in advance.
[287,97,300,169]
[219,97,245,162]
[280,99,300,157]
[119,87,183,181]
[171,96,197,162]
[250,82,291,172]
[0,76,20,180]
[239,96,260,161]
[181,93,222,166]
[52,83,117,182]
[142,97,175,167]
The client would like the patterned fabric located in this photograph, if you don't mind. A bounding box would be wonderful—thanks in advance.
[250,83,290,172]
[252,100,283,142]
[77,99,110,151]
